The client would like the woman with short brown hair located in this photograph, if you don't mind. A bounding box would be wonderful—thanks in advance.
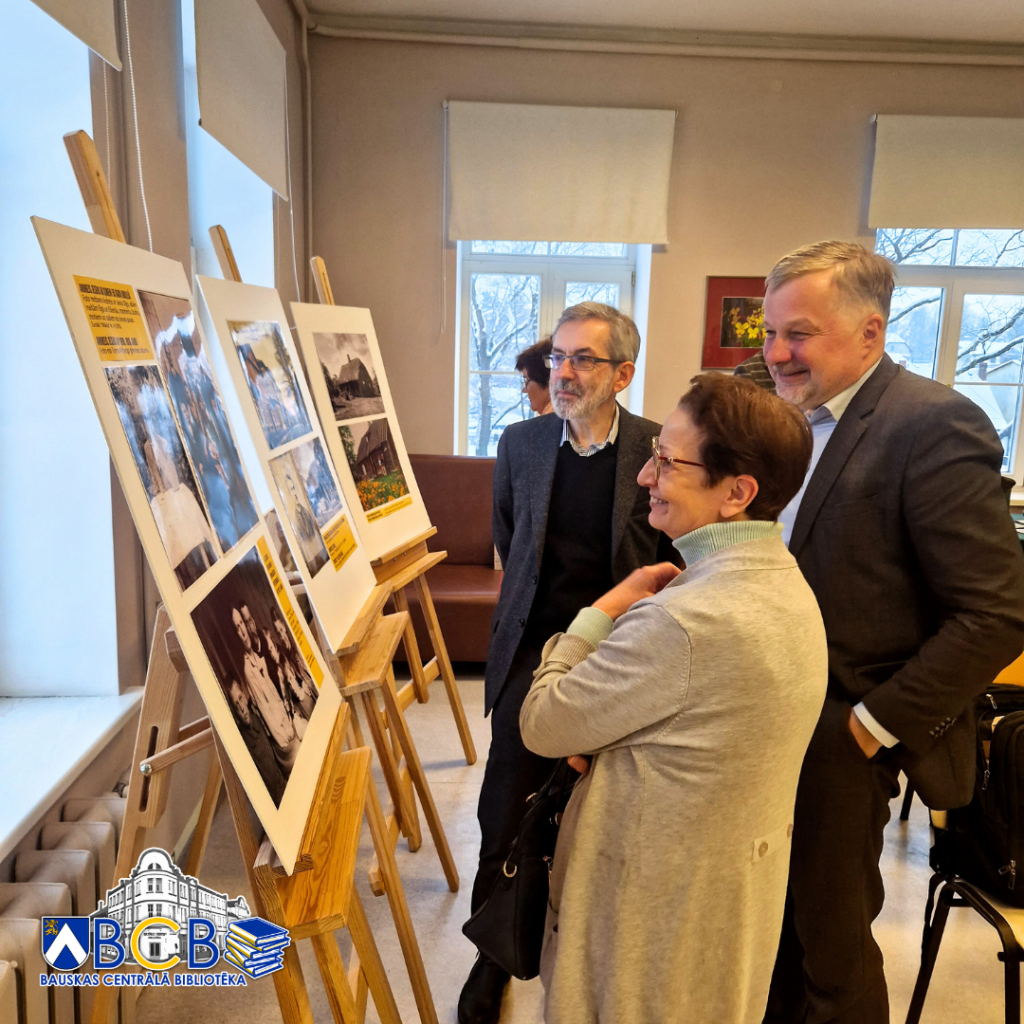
[515,337,553,416]
[520,373,826,1023]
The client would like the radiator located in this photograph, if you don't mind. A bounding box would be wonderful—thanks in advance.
[0,794,126,1024]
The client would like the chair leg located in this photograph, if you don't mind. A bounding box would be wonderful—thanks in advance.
[900,778,915,821]
[906,884,953,1024]
[1004,953,1021,1024]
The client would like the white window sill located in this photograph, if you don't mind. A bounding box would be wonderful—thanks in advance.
[0,689,143,863]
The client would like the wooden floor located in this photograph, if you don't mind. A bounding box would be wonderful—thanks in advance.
[137,676,1018,1024]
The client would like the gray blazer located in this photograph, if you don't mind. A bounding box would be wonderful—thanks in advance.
[486,404,676,713]
[792,354,1024,807]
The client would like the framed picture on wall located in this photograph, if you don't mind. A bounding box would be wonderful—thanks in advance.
[702,276,767,368]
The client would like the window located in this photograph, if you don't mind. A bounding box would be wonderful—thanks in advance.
[875,229,1024,477]
[456,241,638,456]
[0,0,121,697]
[180,0,274,288]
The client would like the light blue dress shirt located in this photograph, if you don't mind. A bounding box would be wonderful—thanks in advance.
[777,359,898,749]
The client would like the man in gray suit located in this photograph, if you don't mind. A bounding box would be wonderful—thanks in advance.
[760,241,1024,1024]
[459,303,676,1024]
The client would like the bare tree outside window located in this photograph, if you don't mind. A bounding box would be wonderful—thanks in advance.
[876,228,1024,268]
[955,294,1024,472]
[469,273,540,456]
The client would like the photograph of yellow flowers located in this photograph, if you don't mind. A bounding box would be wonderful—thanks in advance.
[702,276,767,368]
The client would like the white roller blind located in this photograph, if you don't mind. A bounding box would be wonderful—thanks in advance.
[447,102,676,243]
[195,0,288,198]
[31,0,120,69]
[869,115,1024,229]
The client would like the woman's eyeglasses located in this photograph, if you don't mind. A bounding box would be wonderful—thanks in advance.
[650,436,706,482]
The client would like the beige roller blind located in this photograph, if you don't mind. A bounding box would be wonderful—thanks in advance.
[195,0,288,198]
[31,0,120,69]
[869,115,1024,229]
[447,102,676,243]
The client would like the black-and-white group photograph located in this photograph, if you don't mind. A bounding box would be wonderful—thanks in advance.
[313,331,385,421]
[191,546,320,807]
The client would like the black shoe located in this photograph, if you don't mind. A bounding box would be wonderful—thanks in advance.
[458,954,510,1024]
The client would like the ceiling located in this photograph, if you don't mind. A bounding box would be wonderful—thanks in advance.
[307,0,1024,46]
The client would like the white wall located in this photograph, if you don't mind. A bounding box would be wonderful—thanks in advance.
[309,37,1024,449]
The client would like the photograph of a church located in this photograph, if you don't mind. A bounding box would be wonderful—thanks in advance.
[312,331,386,420]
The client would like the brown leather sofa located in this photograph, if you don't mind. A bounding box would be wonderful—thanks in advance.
[396,454,501,664]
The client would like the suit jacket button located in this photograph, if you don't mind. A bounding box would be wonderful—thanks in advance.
[758,842,769,858]
[532,575,538,584]
[519,618,526,627]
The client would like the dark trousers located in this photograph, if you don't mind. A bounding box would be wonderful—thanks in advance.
[470,641,558,915]
[764,697,902,1024]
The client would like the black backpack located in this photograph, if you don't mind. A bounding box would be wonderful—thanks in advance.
[933,685,1024,905]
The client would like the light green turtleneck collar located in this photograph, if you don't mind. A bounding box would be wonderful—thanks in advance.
[672,519,782,567]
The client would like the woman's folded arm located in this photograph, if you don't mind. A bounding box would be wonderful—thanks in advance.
[519,602,692,759]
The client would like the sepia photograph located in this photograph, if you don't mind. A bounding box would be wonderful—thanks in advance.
[338,417,410,512]
[312,332,385,421]
[269,450,330,576]
[191,546,319,807]
[228,319,312,449]
[138,290,259,552]
[289,437,343,528]
[105,365,218,590]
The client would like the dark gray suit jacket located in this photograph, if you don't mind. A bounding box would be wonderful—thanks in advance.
[792,354,1024,808]
[486,404,676,713]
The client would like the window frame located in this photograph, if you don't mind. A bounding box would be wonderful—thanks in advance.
[454,242,637,456]
[888,263,1024,480]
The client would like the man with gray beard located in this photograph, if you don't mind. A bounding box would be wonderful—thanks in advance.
[459,303,677,1024]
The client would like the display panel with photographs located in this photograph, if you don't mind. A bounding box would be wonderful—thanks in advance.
[139,290,259,550]
[228,319,312,448]
[313,332,385,421]
[191,546,319,807]
[35,217,337,873]
[199,276,378,654]
[292,302,430,559]
[338,417,410,513]
[106,365,217,589]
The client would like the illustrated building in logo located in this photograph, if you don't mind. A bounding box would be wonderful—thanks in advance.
[93,848,250,966]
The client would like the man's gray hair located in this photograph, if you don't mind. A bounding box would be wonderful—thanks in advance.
[553,302,641,363]
[766,241,896,323]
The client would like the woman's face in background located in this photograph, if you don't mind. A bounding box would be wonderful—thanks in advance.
[522,373,551,415]
[638,408,744,540]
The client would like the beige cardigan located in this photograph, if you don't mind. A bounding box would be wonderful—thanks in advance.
[520,535,827,1024]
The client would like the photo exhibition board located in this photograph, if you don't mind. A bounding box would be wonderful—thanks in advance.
[33,217,337,874]
[290,302,430,559]
[197,277,377,651]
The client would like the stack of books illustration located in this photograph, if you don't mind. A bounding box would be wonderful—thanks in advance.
[225,917,291,978]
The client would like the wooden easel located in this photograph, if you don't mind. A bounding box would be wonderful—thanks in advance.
[210,229,462,899]
[309,255,477,767]
[64,130,439,1024]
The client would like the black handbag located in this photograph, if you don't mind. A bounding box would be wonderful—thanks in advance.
[463,759,577,980]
